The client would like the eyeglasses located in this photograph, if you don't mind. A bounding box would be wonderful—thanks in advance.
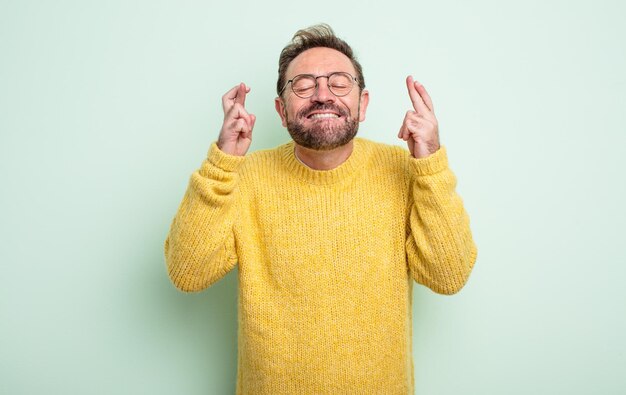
[279,72,357,98]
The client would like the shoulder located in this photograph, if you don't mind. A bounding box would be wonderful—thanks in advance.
[356,137,408,154]
[353,138,412,192]
[355,137,412,168]
[238,141,291,177]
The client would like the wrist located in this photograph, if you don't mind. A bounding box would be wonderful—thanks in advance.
[216,139,244,157]
[412,141,440,159]
[208,142,247,171]
[410,145,448,175]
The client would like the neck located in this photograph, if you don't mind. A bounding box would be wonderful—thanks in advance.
[294,140,354,170]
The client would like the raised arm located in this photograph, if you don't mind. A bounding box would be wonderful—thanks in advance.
[164,83,255,292]
[399,76,477,294]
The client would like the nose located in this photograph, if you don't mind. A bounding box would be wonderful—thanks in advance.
[311,77,335,103]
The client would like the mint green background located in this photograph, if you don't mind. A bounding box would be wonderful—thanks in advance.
[1,0,624,394]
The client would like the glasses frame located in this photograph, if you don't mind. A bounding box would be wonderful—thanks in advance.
[279,72,358,98]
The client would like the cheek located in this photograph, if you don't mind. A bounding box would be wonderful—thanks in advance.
[344,100,360,117]
[343,93,361,113]
[287,102,308,119]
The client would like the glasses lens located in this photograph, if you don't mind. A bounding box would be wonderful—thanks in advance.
[289,73,356,98]
[291,75,317,98]
[328,73,354,97]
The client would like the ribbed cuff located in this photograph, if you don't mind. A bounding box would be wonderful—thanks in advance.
[207,142,246,172]
[409,146,449,176]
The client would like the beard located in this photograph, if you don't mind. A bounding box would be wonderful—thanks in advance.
[286,103,360,151]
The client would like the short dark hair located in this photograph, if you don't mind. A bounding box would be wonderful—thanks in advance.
[276,24,365,97]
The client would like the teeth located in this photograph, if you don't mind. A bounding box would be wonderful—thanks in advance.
[310,113,339,119]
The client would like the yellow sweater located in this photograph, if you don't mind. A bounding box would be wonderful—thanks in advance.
[164,137,477,394]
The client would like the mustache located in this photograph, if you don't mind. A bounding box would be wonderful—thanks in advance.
[296,103,349,119]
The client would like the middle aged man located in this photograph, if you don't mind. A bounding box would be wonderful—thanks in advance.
[165,24,477,395]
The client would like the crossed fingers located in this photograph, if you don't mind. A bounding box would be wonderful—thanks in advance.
[217,82,256,156]
[222,83,255,139]
[397,76,440,158]
[406,75,434,115]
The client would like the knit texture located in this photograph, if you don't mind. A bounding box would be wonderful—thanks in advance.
[164,137,477,394]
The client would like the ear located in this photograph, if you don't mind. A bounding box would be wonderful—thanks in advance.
[358,89,370,122]
[275,97,288,127]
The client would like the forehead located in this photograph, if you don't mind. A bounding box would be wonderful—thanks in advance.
[286,47,356,77]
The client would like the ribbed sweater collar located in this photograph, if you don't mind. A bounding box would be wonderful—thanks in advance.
[280,138,369,186]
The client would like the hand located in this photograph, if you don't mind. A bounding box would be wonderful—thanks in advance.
[217,83,256,156]
[397,76,440,159]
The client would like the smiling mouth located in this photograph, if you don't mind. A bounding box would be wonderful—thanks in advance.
[307,113,340,120]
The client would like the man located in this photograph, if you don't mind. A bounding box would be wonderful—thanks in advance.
[165,24,477,394]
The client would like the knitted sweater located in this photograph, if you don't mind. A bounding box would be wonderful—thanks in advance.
[164,137,477,394]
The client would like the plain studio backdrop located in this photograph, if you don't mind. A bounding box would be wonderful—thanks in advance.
[1,0,624,393]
